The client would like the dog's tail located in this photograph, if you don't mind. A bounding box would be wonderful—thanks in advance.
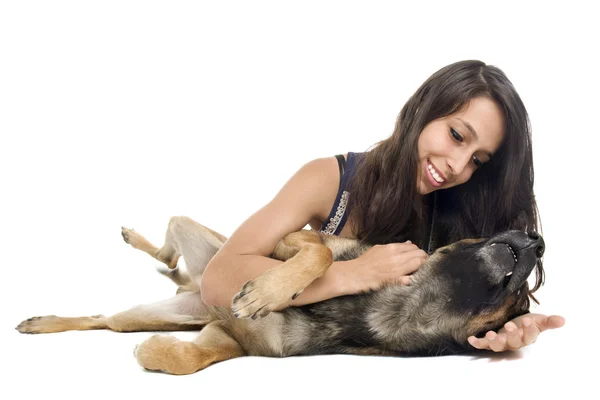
[156,266,200,293]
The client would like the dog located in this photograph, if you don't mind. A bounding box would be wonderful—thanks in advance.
[16,216,545,374]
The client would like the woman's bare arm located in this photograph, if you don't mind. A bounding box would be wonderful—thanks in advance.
[200,156,346,308]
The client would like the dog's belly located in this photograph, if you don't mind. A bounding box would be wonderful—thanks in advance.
[208,301,375,357]
[278,294,383,356]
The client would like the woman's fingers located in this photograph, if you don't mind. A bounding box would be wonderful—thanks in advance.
[467,335,490,350]
[401,252,428,274]
[399,275,412,286]
[485,331,507,352]
[504,321,523,349]
[521,317,540,345]
[539,314,566,330]
[467,314,566,352]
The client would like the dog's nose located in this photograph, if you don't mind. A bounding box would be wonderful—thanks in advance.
[528,231,540,240]
[527,231,545,257]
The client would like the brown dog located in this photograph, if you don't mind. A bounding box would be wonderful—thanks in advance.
[16,216,544,374]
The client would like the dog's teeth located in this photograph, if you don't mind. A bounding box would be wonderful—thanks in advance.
[504,244,518,263]
[505,271,513,277]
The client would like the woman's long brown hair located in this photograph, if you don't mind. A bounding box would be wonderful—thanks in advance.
[346,60,544,295]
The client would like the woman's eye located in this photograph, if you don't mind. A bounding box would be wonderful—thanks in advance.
[450,128,463,142]
[473,156,483,167]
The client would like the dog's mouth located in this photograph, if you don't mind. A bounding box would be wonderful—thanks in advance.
[490,243,518,288]
[486,231,545,294]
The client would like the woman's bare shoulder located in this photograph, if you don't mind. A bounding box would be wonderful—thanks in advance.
[216,155,346,257]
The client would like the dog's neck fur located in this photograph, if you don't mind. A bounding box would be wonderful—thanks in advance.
[364,262,468,354]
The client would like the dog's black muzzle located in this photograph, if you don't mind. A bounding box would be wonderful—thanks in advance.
[486,230,545,293]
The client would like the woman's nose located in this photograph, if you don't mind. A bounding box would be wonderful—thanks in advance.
[446,152,471,176]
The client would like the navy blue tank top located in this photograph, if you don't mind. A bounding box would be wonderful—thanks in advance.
[319,152,362,236]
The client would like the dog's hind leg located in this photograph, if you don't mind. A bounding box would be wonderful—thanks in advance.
[16,292,210,334]
[134,321,245,375]
[121,225,180,269]
[122,216,225,281]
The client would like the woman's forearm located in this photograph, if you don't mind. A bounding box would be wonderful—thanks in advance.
[201,252,356,309]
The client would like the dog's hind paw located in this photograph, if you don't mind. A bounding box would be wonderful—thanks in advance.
[121,226,137,245]
[121,227,156,253]
[134,334,208,375]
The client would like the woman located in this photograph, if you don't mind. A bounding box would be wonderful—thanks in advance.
[201,60,565,352]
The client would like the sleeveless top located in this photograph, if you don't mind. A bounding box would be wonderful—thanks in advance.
[319,152,362,236]
[317,152,436,255]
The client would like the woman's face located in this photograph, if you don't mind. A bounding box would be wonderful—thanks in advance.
[416,96,505,195]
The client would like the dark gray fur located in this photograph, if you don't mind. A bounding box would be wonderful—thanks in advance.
[225,230,542,358]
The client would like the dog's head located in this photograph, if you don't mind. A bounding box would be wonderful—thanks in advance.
[402,230,545,354]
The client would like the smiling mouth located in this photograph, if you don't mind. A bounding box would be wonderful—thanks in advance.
[426,161,446,186]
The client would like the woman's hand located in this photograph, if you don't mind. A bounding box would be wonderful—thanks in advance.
[467,313,565,352]
[344,241,428,294]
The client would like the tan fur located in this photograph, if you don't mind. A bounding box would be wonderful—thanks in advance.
[134,323,245,375]
[231,230,333,318]
[466,290,526,336]
[17,216,535,374]
[16,315,108,333]
[16,216,308,372]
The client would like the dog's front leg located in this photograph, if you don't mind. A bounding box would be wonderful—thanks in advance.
[231,230,333,319]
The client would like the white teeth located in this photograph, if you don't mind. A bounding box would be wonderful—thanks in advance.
[505,271,513,277]
[427,163,445,183]
[506,244,518,263]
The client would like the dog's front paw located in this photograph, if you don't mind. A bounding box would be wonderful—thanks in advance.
[231,273,297,319]
[16,315,60,334]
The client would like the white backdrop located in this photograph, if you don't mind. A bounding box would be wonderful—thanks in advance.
[1,1,597,399]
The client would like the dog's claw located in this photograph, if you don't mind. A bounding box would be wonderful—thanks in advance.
[121,227,137,241]
[231,292,245,305]
[121,227,131,243]
[16,315,57,334]
[231,261,313,319]
[292,291,303,300]
[231,298,257,316]
[231,275,297,319]
[257,307,271,319]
